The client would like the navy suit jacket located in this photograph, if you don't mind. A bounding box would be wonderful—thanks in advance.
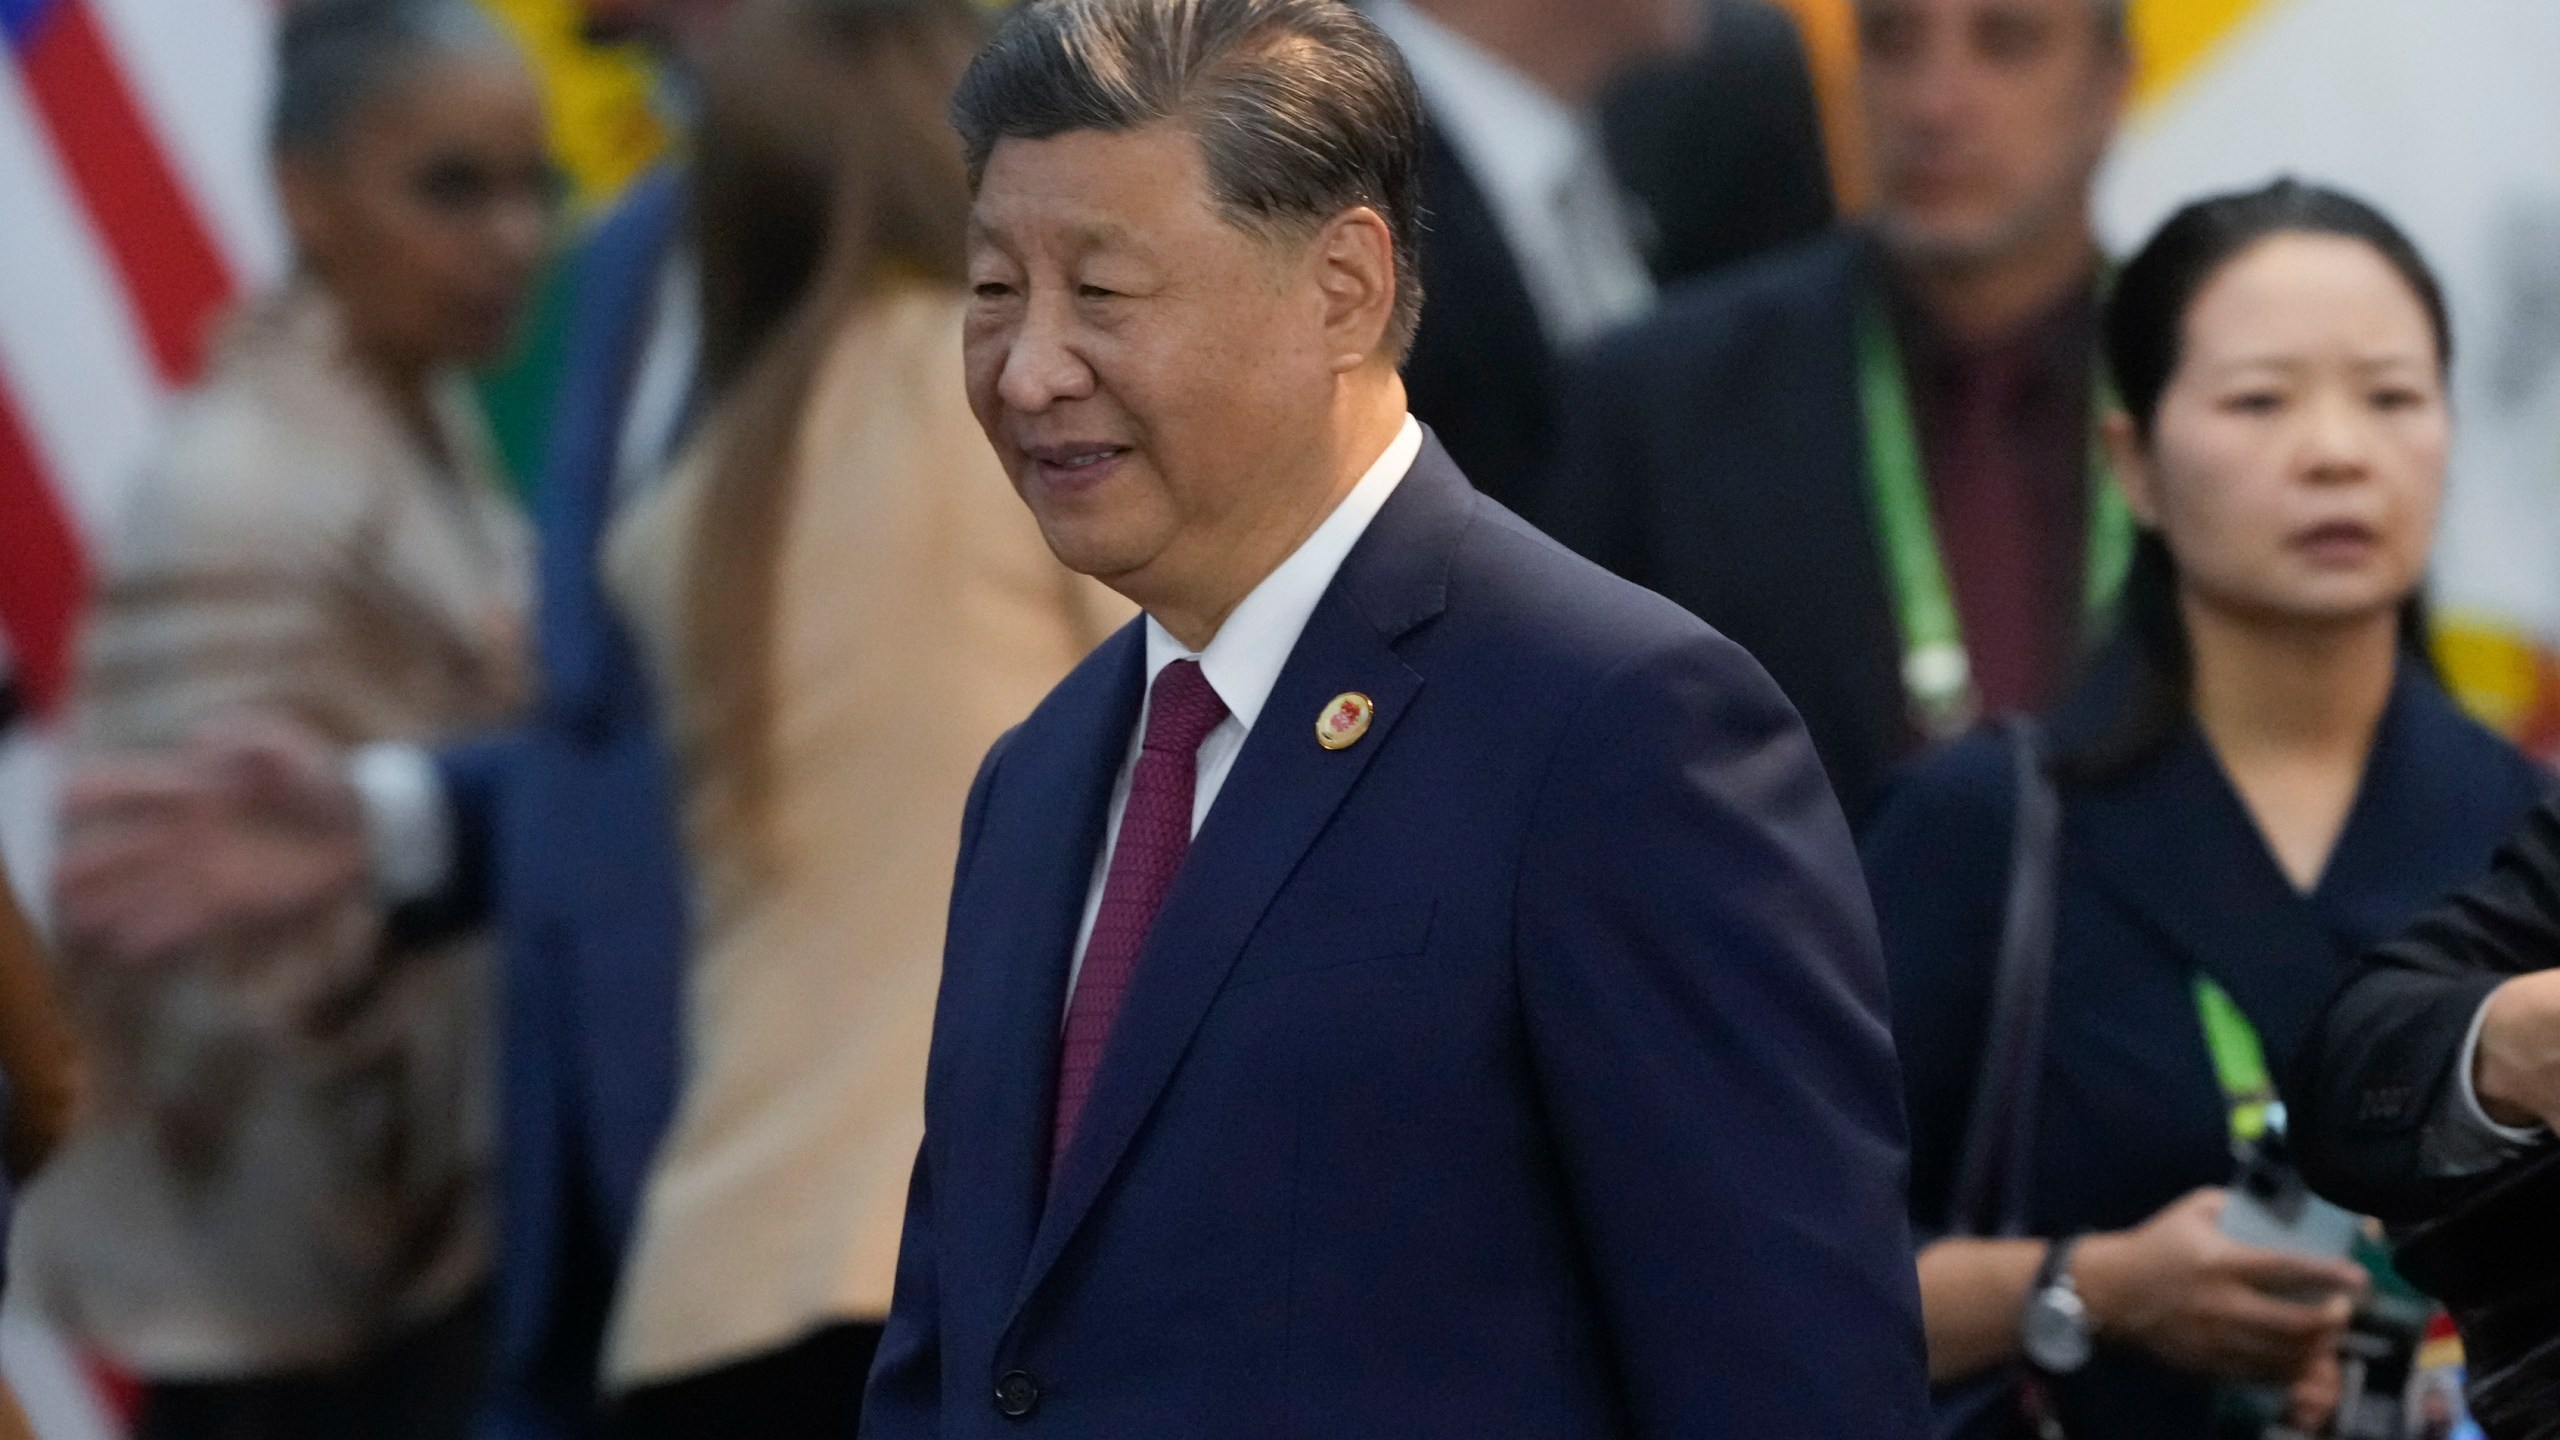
[436,169,691,1393]
[864,435,1927,1439]
[1865,655,2546,1439]
[1540,231,1910,820]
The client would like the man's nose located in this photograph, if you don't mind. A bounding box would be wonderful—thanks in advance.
[1881,36,1982,137]
[996,296,1095,414]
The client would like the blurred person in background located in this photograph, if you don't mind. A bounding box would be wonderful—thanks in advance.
[593,1,1124,1433]
[1544,0,2131,818]
[0,855,84,1440]
[1601,1,1836,285]
[24,2,549,1436]
[1369,0,1832,514]
[52,3,743,1435]
[1864,180,2545,1440]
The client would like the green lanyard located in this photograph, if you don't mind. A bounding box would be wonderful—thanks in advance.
[2194,977,2278,1146]
[1855,301,2136,740]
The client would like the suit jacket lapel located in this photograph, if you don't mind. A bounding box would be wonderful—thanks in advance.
[1006,437,1474,1326]
[938,626,1145,1302]
[2071,727,2345,1072]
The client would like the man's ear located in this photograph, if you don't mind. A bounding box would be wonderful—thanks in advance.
[2102,410,2162,527]
[1312,205,1398,372]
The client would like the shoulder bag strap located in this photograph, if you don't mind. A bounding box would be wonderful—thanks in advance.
[1945,716,2066,1238]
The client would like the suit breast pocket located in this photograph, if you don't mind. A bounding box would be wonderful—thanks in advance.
[1228,899,1439,986]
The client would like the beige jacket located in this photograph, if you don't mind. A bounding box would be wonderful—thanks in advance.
[601,286,1126,1386]
[19,288,528,1377]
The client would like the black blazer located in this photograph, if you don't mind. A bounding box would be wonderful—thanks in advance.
[2294,787,2560,1224]
[1399,0,1832,518]
[1540,229,1912,816]
[1865,658,2547,1439]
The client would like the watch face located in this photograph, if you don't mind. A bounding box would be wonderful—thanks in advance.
[2022,1286,2094,1374]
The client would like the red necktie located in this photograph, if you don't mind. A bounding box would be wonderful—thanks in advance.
[1927,352,2054,716]
[1053,658,1229,1169]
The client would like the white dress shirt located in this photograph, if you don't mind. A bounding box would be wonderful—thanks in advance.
[2423,992,2553,1174]
[1063,415,1424,1003]
[1367,0,1655,352]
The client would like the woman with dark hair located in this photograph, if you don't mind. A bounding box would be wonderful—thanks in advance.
[16,2,547,1434]
[1865,178,2550,1439]
[594,1,1125,1433]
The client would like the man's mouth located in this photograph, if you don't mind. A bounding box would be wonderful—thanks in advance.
[1023,443,1133,491]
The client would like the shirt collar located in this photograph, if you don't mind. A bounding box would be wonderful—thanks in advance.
[1366,0,1591,220]
[1142,414,1424,730]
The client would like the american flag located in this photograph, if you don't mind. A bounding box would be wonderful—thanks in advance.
[0,3,662,1429]
[0,0,284,722]
[1,6,282,1425]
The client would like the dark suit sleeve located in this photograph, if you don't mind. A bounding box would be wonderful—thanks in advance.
[1512,629,1927,1440]
[2293,792,2560,1222]
[865,731,1014,1436]
[381,733,517,950]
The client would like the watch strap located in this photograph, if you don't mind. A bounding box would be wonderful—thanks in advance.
[2033,1235,2081,1298]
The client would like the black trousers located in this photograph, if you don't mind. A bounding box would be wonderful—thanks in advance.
[138,1295,489,1440]
[617,1323,884,1440]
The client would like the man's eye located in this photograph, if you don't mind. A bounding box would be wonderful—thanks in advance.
[1077,284,1119,300]
[973,282,1016,300]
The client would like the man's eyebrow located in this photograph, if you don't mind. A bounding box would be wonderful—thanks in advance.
[966,212,1140,254]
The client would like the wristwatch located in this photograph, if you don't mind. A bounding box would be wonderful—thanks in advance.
[2019,1236,2094,1376]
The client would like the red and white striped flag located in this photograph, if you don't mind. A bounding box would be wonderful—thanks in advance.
[0,2,281,1430]
[0,0,284,720]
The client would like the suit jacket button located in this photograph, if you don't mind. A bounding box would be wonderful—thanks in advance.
[995,1370,1041,1418]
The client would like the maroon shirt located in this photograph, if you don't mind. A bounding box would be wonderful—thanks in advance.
[1886,277,2099,719]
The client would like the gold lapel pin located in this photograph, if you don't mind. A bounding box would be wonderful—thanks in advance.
[1316,692,1375,750]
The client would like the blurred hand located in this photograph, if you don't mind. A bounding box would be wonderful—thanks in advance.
[54,715,368,967]
[2075,1188,2365,1384]
[2286,1345,2344,1435]
[2474,969,2560,1131]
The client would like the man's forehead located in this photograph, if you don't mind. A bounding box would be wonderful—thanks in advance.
[968,128,1213,252]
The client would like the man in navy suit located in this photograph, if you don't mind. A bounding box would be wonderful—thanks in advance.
[861,2,1926,1435]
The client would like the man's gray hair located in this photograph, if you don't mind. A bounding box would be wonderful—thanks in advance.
[271,0,516,157]
[951,0,1427,354]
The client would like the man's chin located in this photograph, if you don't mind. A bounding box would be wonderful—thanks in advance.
[1026,519,1153,590]
[1873,183,2089,277]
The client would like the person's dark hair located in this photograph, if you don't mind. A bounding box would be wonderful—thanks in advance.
[2067,177,2450,781]
[1857,0,2131,55]
[271,0,513,158]
[684,0,987,856]
[950,0,1426,355]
